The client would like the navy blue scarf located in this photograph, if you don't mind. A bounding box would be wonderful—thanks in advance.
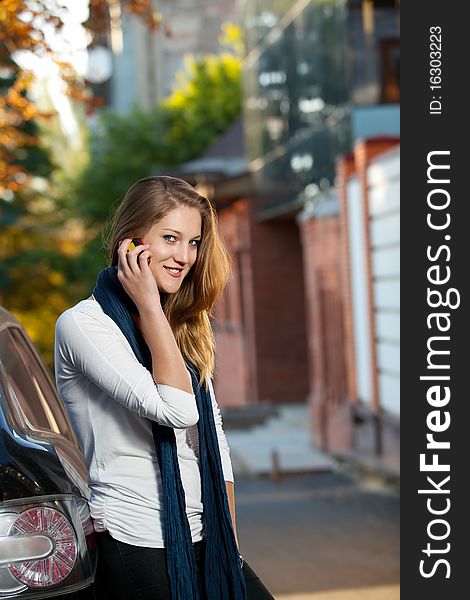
[93,267,246,600]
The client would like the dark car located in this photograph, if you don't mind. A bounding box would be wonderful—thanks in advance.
[0,305,97,599]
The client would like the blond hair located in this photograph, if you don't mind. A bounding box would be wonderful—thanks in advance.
[103,176,230,385]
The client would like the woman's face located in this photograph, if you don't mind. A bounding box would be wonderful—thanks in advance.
[142,205,202,294]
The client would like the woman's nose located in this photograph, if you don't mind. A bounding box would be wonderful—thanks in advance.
[173,243,189,264]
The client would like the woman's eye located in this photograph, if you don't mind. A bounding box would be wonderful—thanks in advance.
[189,239,201,247]
[163,235,176,242]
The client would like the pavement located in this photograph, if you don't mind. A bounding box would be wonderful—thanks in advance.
[222,404,400,600]
[224,404,336,478]
[275,587,399,600]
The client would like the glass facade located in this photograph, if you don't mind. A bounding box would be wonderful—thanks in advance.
[347,0,400,105]
[242,0,399,216]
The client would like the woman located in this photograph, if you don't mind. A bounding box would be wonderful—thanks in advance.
[54,176,246,599]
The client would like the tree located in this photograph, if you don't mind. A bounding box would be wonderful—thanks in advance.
[0,0,164,195]
[0,77,83,366]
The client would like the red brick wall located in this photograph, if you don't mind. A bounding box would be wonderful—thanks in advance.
[299,214,350,451]
[300,215,342,398]
[215,200,310,406]
[337,154,358,408]
[214,200,253,407]
[250,219,310,404]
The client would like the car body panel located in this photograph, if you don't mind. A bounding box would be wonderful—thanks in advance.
[0,305,97,599]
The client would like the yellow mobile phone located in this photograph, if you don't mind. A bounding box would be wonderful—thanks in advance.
[127,238,143,252]
[127,238,151,264]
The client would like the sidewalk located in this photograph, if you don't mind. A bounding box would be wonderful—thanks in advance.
[276,586,399,600]
[224,404,335,477]
[235,472,400,599]
[224,404,400,600]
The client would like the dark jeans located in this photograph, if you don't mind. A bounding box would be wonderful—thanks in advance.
[93,531,206,600]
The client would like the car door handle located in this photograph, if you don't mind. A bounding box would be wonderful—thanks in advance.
[0,534,53,566]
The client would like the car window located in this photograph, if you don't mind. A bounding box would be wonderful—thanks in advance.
[0,327,76,444]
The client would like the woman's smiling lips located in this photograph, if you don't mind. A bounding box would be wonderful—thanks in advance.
[163,265,184,277]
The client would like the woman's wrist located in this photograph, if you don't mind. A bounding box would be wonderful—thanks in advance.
[138,297,164,317]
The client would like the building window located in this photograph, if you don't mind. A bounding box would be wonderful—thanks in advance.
[347,0,400,105]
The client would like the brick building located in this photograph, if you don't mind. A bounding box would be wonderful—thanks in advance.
[179,0,401,474]
[205,136,400,474]
[335,138,400,472]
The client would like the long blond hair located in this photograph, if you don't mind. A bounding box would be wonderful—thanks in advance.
[103,176,230,385]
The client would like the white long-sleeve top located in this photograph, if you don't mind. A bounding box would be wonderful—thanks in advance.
[54,298,233,548]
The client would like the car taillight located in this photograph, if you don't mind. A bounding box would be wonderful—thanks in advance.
[0,495,96,598]
[8,507,78,588]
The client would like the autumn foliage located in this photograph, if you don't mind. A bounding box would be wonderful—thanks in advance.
[88,0,166,32]
[0,0,164,195]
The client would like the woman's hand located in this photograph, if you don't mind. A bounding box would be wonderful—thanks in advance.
[117,238,160,311]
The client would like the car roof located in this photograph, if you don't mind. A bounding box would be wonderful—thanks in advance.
[0,305,23,331]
